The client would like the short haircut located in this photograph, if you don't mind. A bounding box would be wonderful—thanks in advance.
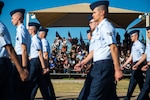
[97,5,108,14]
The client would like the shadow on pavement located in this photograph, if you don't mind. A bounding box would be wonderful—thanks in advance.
[35,95,138,100]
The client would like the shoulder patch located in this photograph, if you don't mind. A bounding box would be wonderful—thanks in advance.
[107,32,113,36]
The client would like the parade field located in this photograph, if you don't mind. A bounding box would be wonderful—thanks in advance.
[35,78,140,100]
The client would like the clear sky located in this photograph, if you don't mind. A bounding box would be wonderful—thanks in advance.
[1,0,150,46]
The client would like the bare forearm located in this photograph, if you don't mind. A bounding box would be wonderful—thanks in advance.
[21,44,28,67]
[22,49,27,67]
[43,52,49,67]
[38,51,46,68]
[43,52,49,60]
[82,50,93,64]
[123,55,132,67]
[110,44,120,71]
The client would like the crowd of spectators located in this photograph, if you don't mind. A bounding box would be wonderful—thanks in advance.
[48,32,146,75]
[49,36,89,74]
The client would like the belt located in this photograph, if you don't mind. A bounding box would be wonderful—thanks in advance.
[94,59,112,64]
[17,55,29,57]
[30,57,39,60]
[0,57,9,60]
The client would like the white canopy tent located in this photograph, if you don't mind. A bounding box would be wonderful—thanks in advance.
[27,3,144,29]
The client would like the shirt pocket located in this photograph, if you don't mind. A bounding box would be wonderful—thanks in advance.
[94,33,100,40]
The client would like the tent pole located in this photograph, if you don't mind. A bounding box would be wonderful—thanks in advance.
[26,12,30,29]
[146,13,150,26]
[146,13,150,44]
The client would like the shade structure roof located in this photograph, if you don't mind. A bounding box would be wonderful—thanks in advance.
[29,3,143,29]
[131,19,146,28]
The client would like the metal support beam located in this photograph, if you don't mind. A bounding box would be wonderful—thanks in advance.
[146,13,150,44]
[26,12,30,29]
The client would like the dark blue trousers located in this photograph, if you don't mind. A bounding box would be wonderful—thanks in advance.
[137,66,150,100]
[31,73,56,100]
[11,55,30,100]
[43,73,56,100]
[78,67,92,100]
[124,62,145,100]
[79,59,118,100]
[0,58,13,100]
[29,58,52,100]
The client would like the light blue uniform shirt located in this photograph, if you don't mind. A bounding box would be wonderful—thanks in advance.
[15,23,31,55]
[92,18,116,62]
[89,32,95,52]
[41,38,50,58]
[145,40,150,62]
[0,21,12,58]
[131,40,145,63]
[30,34,42,59]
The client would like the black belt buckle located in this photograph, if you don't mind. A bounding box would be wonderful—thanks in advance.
[95,59,111,63]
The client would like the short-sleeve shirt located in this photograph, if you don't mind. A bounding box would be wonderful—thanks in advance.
[145,40,150,62]
[15,23,31,55]
[131,40,145,63]
[89,34,94,52]
[92,18,116,62]
[41,38,50,58]
[30,34,42,59]
[0,21,12,57]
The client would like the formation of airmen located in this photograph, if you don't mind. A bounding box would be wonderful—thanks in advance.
[0,1,55,100]
[0,0,150,100]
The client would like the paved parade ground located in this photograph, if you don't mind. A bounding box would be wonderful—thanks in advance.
[35,78,140,100]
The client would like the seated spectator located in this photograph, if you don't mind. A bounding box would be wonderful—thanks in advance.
[61,37,67,53]
[120,50,125,66]
[49,57,56,73]
[55,59,63,73]
[51,51,57,63]
[70,45,76,53]
[69,53,76,73]
[76,51,83,61]
[63,55,70,73]
[62,37,67,47]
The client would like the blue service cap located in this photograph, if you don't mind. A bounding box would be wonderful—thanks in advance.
[39,28,49,33]
[0,1,4,14]
[88,14,93,22]
[129,30,140,35]
[87,29,91,33]
[90,0,109,10]
[28,22,41,30]
[10,8,25,16]
[0,1,4,9]
[146,26,150,31]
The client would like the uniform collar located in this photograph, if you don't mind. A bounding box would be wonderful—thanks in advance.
[16,23,24,30]
[17,23,23,28]
[133,40,139,44]
[97,18,107,28]
[95,18,107,32]
[41,38,46,40]
[32,34,37,40]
